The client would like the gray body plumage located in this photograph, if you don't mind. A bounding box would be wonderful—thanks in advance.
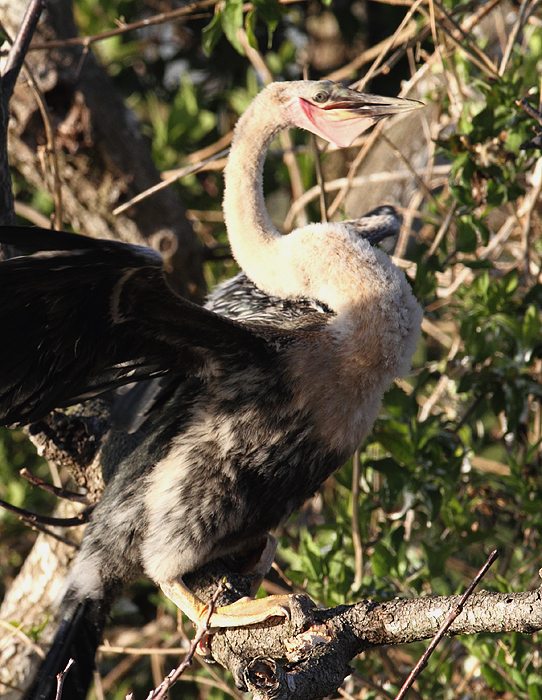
[73,204,400,603]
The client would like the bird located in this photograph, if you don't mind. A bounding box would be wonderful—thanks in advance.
[0,80,423,699]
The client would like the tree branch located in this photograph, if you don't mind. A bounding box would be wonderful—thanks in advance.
[207,583,542,700]
[176,560,542,700]
[0,0,46,230]
[1,0,45,101]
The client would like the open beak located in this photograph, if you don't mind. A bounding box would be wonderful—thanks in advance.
[289,92,423,148]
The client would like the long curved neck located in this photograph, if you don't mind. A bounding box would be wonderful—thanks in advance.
[223,85,291,297]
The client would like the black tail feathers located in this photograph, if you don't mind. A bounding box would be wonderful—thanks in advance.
[23,598,106,700]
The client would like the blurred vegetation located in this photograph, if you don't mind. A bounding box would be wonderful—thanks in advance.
[3,0,542,699]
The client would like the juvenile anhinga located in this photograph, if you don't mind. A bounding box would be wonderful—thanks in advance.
[0,81,423,699]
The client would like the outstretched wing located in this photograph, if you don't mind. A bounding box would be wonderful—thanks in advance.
[0,226,277,427]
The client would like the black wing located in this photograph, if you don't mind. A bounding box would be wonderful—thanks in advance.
[0,226,277,427]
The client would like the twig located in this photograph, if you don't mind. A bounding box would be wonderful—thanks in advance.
[518,95,542,150]
[393,550,499,700]
[379,132,441,211]
[1,0,46,101]
[499,0,539,77]
[354,0,426,92]
[144,581,225,700]
[351,448,363,590]
[286,165,451,227]
[0,618,46,659]
[14,201,52,228]
[302,62,328,222]
[349,672,395,700]
[430,0,499,78]
[23,0,306,52]
[27,0,218,51]
[100,645,189,656]
[26,520,80,548]
[310,134,327,223]
[55,658,75,700]
[326,22,418,83]
[427,201,456,258]
[0,19,64,229]
[20,468,91,504]
[0,497,92,527]
[112,149,230,216]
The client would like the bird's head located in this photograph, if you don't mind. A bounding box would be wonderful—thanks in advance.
[283,80,423,148]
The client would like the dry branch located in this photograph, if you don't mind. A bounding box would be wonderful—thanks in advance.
[181,564,542,700]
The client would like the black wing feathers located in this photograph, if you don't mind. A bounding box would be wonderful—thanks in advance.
[0,226,274,427]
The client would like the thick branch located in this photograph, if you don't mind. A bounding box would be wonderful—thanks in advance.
[201,580,542,700]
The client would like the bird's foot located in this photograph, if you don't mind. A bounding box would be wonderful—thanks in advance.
[238,533,278,597]
[204,593,291,628]
[161,579,291,629]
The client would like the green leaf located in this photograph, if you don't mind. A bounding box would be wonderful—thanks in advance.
[481,664,508,691]
[202,10,223,56]
[244,10,258,50]
[461,259,494,269]
[456,216,478,253]
[528,679,542,700]
[372,542,396,578]
[221,0,245,55]
[522,304,541,347]
[374,422,415,465]
[252,0,281,46]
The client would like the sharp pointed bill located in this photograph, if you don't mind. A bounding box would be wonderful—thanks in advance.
[285,80,423,148]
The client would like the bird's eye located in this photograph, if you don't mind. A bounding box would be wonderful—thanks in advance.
[313,91,329,104]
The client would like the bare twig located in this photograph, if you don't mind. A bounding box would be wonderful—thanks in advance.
[394,550,499,700]
[26,521,80,548]
[379,132,441,210]
[0,497,92,527]
[23,0,306,52]
[55,658,75,700]
[326,23,418,83]
[20,468,90,504]
[0,19,64,228]
[518,95,542,150]
[14,201,52,227]
[100,645,188,656]
[430,0,499,77]
[112,149,229,216]
[351,448,364,589]
[286,165,451,227]
[0,619,46,659]
[26,0,218,51]
[427,201,457,257]
[354,0,426,92]
[499,0,539,77]
[144,581,225,700]
[1,0,45,101]
[349,672,396,700]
